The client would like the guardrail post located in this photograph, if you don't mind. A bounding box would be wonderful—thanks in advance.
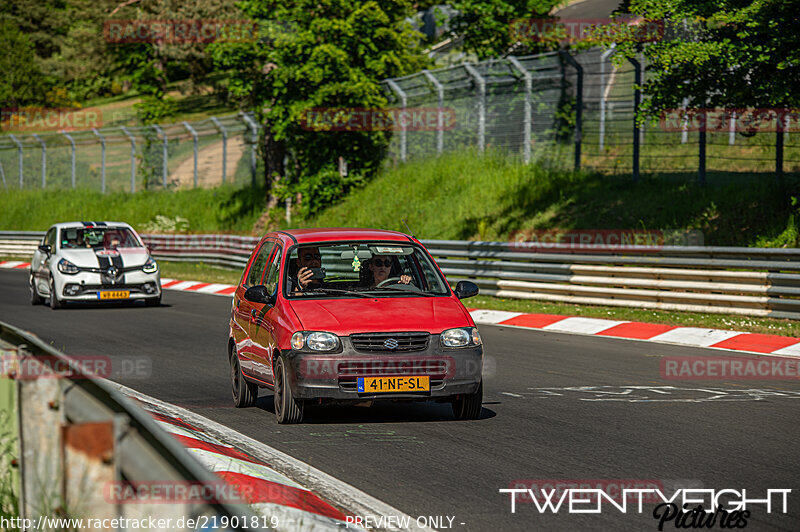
[559,51,583,171]
[92,129,106,193]
[152,124,168,187]
[120,126,136,193]
[63,133,76,189]
[507,56,532,163]
[599,46,615,152]
[182,121,199,188]
[463,63,486,153]
[211,117,228,183]
[8,134,23,188]
[422,71,445,156]
[385,79,408,162]
[628,56,641,181]
[240,112,259,186]
[32,134,46,188]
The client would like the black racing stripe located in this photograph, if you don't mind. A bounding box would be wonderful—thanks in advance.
[95,222,107,226]
[111,254,124,284]
[81,221,92,227]
[96,255,111,269]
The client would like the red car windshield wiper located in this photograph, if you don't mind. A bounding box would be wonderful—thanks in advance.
[300,288,373,298]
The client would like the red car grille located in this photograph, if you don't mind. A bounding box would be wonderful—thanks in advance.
[350,332,429,353]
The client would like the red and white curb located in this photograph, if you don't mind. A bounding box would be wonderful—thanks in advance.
[0,260,30,270]
[159,278,237,296]
[112,383,431,532]
[468,309,800,358]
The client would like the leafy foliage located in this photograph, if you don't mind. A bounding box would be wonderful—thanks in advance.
[211,0,428,214]
[611,0,800,114]
[0,18,45,109]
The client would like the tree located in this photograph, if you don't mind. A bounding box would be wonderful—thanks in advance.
[0,19,45,111]
[611,0,800,114]
[448,0,563,59]
[211,0,428,217]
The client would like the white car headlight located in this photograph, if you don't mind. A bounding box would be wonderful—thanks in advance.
[142,257,158,274]
[57,258,79,275]
[292,332,340,352]
[441,327,480,348]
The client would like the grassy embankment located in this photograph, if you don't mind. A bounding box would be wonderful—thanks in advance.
[2,150,799,336]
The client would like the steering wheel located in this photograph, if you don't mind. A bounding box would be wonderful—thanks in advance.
[376,277,402,288]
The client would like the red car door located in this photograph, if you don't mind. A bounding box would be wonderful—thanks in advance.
[249,244,283,384]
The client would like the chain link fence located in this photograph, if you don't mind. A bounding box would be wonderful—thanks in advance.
[0,113,260,192]
[383,48,800,182]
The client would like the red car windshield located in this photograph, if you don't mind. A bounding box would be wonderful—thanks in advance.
[284,242,450,298]
[61,227,142,249]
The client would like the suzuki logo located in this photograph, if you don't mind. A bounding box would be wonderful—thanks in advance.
[383,338,399,350]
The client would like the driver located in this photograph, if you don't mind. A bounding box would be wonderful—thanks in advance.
[363,255,412,289]
[294,246,323,292]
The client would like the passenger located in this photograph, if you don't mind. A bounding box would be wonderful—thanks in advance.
[362,255,412,289]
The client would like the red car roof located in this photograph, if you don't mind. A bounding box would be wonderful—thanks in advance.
[273,228,414,245]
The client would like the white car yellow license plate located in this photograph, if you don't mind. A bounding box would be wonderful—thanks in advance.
[98,290,130,300]
[357,376,429,393]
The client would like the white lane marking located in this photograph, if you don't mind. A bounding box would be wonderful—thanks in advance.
[469,309,523,324]
[648,327,742,347]
[110,382,434,532]
[499,392,523,397]
[542,317,627,335]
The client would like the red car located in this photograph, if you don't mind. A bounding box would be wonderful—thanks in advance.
[228,228,483,423]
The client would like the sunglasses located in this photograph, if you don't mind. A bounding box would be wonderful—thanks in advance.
[302,253,322,260]
[372,259,394,267]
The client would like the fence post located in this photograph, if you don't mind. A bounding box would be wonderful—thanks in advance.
[422,71,445,156]
[729,111,736,145]
[152,124,168,187]
[120,127,136,192]
[599,46,616,152]
[681,97,689,144]
[240,112,259,186]
[182,122,199,188]
[92,129,106,194]
[210,117,228,183]
[463,63,486,153]
[699,116,707,186]
[776,112,784,181]
[385,79,408,162]
[507,56,532,163]
[559,51,583,171]
[8,134,23,188]
[32,134,46,189]
[628,56,641,181]
[0,161,6,189]
[63,133,76,189]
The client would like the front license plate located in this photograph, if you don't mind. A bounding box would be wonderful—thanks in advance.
[98,290,130,300]
[357,376,429,393]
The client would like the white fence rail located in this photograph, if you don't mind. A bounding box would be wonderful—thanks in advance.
[3,231,800,319]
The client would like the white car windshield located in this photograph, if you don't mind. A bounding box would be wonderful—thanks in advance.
[60,227,142,249]
[284,242,450,298]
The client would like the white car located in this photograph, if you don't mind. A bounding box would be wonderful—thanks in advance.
[30,221,162,309]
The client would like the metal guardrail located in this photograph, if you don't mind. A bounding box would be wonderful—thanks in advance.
[2,231,800,319]
[0,320,255,530]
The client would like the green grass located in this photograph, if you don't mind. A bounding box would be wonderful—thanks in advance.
[282,149,800,247]
[0,185,265,234]
[160,260,244,284]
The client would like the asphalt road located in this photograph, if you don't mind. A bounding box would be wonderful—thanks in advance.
[1,269,798,531]
[556,0,623,18]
